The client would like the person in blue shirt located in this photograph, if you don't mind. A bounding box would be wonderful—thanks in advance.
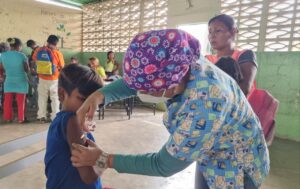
[44,64,103,189]
[71,29,269,189]
[0,38,29,123]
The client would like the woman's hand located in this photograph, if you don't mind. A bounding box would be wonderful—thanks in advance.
[76,90,104,131]
[71,139,102,167]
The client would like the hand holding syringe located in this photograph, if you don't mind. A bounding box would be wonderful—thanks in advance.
[81,118,96,146]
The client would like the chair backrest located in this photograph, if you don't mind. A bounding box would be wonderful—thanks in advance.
[248,89,279,136]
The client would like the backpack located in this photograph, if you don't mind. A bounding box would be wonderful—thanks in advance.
[36,47,56,75]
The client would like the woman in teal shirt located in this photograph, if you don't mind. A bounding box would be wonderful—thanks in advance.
[71,30,269,189]
[0,38,29,123]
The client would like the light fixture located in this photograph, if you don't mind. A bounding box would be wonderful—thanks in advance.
[35,0,82,11]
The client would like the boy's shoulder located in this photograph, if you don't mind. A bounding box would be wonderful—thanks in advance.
[50,111,76,131]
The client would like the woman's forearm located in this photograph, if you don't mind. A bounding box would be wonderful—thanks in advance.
[109,145,192,177]
[98,79,137,105]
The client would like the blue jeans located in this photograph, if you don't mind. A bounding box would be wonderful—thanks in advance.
[195,163,258,189]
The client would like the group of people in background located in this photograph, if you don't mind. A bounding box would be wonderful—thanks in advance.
[0,38,29,123]
[0,34,120,123]
[0,13,270,189]
[0,14,257,126]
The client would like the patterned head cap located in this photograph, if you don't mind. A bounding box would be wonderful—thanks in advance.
[122,29,200,92]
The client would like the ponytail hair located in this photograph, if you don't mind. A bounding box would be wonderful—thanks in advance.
[7,37,22,49]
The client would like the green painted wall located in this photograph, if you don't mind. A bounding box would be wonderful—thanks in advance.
[256,52,300,141]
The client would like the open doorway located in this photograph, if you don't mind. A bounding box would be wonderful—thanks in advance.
[178,23,211,55]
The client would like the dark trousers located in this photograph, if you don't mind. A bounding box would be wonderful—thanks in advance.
[195,163,258,189]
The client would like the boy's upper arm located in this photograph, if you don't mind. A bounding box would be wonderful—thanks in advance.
[66,116,98,184]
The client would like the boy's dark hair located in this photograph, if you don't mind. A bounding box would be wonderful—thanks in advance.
[26,39,36,48]
[7,38,22,49]
[70,57,78,60]
[107,51,113,59]
[59,64,103,97]
[208,14,237,32]
[215,56,243,83]
[47,35,59,45]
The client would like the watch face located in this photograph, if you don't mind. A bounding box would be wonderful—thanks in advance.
[97,161,105,168]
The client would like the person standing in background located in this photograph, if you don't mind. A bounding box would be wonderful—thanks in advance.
[27,39,39,73]
[0,42,10,81]
[33,35,65,123]
[0,38,29,123]
[206,14,257,97]
[26,39,40,108]
[0,42,10,112]
[0,42,10,54]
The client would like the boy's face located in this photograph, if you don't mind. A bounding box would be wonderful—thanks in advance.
[59,88,86,112]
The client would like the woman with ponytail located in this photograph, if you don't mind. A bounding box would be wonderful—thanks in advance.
[0,38,29,123]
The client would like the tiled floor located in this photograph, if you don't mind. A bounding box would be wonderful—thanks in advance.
[0,108,299,189]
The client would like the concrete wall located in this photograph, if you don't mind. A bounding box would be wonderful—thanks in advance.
[256,52,300,141]
[167,0,221,28]
[0,0,82,50]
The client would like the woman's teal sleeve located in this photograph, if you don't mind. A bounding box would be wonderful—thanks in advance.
[98,79,137,105]
[112,145,193,177]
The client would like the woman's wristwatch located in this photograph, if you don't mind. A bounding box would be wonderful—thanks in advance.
[93,152,109,175]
